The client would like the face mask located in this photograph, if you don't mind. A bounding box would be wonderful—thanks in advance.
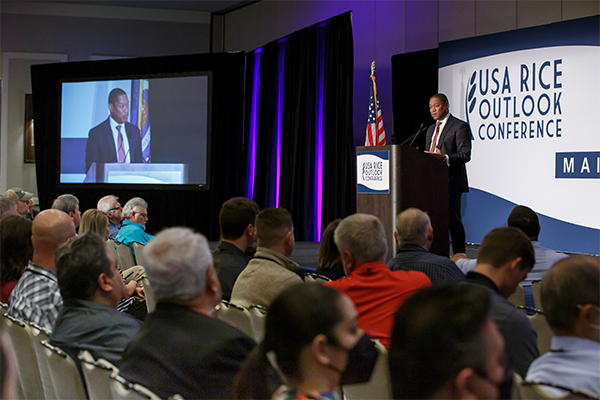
[324,333,378,385]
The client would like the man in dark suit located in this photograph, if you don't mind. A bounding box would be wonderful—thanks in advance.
[119,227,255,399]
[425,93,472,254]
[85,88,143,174]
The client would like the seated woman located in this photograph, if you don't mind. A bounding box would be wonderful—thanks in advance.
[234,284,368,400]
[0,215,33,303]
[315,219,345,281]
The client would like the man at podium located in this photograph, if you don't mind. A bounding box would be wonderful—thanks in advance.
[425,93,472,254]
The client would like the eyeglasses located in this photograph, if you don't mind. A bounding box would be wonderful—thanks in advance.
[135,212,148,219]
[107,206,122,212]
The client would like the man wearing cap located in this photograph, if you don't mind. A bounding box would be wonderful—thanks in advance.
[3,188,33,218]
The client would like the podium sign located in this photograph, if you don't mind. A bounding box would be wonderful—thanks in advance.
[357,150,390,194]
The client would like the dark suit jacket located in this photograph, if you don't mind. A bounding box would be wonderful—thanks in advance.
[85,117,143,174]
[119,302,256,399]
[425,114,472,194]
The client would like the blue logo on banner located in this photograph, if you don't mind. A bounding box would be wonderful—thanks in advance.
[555,152,600,179]
[357,150,389,194]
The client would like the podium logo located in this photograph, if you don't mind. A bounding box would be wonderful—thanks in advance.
[556,152,600,179]
[465,58,564,142]
[357,151,390,194]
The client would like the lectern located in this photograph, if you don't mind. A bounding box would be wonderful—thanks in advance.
[356,145,449,259]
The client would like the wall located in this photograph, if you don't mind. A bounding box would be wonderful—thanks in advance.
[0,1,212,196]
[221,0,599,148]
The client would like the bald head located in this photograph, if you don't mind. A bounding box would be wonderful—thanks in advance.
[32,209,76,256]
[395,208,433,249]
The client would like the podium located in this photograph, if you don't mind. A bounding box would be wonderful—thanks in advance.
[84,163,188,184]
[356,145,449,259]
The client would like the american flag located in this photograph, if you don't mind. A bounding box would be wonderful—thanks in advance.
[365,75,386,146]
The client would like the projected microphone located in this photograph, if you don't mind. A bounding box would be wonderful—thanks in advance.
[400,123,426,146]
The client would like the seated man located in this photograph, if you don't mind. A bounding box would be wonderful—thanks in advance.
[120,227,255,399]
[3,188,32,218]
[389,284,505,399]
[230,207,303,308]
[387,207,464,284]
[213,197,259,301]
[324,213,431,348]
[463,227,538,398]
[51,194,82,230]
[114,197,153,263]
[51,232,141,366]
[8,209,76,330]
[97,195,123,240]
[526,256,600,395]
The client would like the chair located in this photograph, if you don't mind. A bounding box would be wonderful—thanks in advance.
[79,350,120,400]
[531,280,543,310]
[508,284,526,307]
[28,322,56,399]
[107,239,118,262]
[514,372,599,399]
[2,313,45,400]
[304,272,332,284]
[1,302,8,310]
[110,374,161,400]
[132,242,145,266]
[218,300,253,338]
[342,340,392,400]
[115,242,136,270]
[40,340,87,399]
[249,304,268,342]
[528,311,554,355]
[142,278,156,313]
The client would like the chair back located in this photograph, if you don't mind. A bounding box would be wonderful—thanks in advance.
[508,283,526,307]
[218,300,253,338]
[304,272,332,284]
[107,239,118,261]
[116,242,136,270]
[531,280,543,310]
[29,322,56,399]
[342,340,392,400]
[110,374,161,400]
[79,350,120,400]
[249,304,268,342]
[141,278,156,313]
[132,242,145,266]
[516,373,599,399]
[528,311,554,355]
[2,313,45,400]
[40,340,87,399]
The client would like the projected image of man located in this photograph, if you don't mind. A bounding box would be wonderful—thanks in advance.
[425,93,472,255]
[85,88,143,174]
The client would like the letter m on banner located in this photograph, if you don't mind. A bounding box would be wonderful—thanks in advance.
[131,79,151,163]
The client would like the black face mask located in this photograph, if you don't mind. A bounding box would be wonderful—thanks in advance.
[324,333,379,385]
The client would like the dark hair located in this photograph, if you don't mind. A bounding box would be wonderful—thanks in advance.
[0,197,17,218]
[55,231,113,301]
[431,93,449,104]
[255,207,293,247]
[389,284,491,399]
[542,256,599,333]
[507,205,540,239]
[234,284,345,399]
[219,197,259,240]
[0,215,33,282]
[477,227,535,271]
[318,219,341,269]
[108,88,127,105]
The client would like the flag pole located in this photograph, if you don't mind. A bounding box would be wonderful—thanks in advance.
[370,61,379,120]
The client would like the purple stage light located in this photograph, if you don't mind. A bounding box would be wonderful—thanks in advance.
[246,51,261,200]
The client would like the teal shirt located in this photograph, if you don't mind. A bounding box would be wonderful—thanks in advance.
[115,220,154,262]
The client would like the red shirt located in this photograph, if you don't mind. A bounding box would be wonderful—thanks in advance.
[324,261,430,348]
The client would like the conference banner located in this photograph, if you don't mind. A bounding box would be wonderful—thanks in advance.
[439,16,599,254]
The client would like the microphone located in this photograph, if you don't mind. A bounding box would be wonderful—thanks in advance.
[400,123,426,146]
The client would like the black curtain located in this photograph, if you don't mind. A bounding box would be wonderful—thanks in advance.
[245,12,355,241]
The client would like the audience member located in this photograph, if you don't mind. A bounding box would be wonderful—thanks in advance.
[1,215,33,303]
[3,188,33,218]
[25,197,38,221]
[525,256,600,395]
[51,232,141,366]
[8,209,76,330]
[389,284,505,399]
[324,213,431,348]
[231,207,303,308]
[51,194,82,229]
[387,208,464,284]
[97,195,123,239]
[462,227,537,398]
[234,284,368,400]
[120,227,255,399]
[0,196,17,217]
[114,197,153,263]
[213,197,259,301]
[314,219,345,281]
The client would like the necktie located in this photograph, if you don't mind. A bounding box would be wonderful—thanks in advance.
[117,125,126,163]
[430,121,442,152]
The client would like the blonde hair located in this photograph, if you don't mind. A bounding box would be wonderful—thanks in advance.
[79,209,109,239]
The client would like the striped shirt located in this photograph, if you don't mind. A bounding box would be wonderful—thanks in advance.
[8,261,63,331]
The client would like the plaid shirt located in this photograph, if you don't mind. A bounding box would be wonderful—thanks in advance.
[8,261,63,331]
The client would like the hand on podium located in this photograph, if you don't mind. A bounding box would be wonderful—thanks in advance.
[425,147,446,161]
